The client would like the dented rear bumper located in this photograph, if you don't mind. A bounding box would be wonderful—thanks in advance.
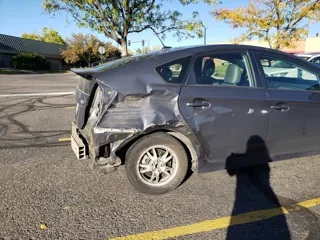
[71,121,121,173]
[71,122,87,160]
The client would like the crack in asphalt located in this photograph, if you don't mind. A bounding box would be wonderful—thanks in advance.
[0,142,70,150]
[0,124,8,137]
[0,94,73,149]
[276,195,320,240]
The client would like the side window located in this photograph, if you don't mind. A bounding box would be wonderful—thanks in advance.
[155,56,191,84]
[187,53,254,88]
[258,55,319,91]
[169,64,182,78]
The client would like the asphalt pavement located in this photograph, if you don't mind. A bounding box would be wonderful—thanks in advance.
[0,73,78,94]
[0,73,319,240]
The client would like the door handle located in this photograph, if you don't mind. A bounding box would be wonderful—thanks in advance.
[186,101,210,108]
[271,103,289,111]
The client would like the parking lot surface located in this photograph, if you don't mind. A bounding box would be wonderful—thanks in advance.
[0,74,319,240]
[0,73,78,95]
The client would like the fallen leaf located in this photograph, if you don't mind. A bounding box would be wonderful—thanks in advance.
[40,224,47,230]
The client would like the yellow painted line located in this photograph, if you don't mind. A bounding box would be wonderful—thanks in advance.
[65,106,76,109]
[298,198,320,208]
[58,138,71,142]
[109,197,320,240]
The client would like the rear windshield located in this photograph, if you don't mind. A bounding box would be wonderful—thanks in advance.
[93,52,161,73]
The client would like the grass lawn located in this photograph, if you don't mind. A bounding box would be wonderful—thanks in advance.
[35,70,71,74]
[0,69,71,74]
[0,69,31,74]
[214,65,229,78]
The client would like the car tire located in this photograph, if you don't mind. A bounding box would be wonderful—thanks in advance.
[125,133,188,194]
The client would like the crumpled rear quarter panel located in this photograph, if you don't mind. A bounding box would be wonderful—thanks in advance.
[80,54,205,171]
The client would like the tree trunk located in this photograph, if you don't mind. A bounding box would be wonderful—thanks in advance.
[275,27,281,50]
[120,38,128,57]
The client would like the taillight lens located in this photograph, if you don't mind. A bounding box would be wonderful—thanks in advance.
[88,84,116,120]
[89,86,103,118]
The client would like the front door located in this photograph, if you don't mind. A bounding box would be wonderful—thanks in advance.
[255,52,320,156]
[178,51,270,169]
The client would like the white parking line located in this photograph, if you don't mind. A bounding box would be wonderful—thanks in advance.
[0,91,74,97]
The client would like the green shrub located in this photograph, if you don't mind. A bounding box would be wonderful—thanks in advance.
[13,53,51,70]
[214,65,229,78]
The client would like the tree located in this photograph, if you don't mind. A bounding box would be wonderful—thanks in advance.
[61,33,121,67]
[21,33,40,41]
[135,45,161,54]
[213,0,320,50]
[21,27,66,45]
[42,0,220,56]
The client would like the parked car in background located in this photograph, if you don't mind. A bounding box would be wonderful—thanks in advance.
[70,45,320,194]
[296,53,320,66]
[263,58,318,80]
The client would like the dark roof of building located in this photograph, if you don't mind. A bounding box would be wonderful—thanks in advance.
[0,34,66,58]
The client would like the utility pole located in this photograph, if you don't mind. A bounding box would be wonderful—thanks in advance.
[307,19,315,37]
[200,21,206,45]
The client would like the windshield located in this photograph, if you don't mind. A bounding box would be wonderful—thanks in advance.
[271,61,295,68]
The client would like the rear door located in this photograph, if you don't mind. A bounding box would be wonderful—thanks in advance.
[178,50,270,168]
[254,51,320,156]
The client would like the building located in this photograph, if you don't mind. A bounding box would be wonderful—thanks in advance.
[209,35,320,55]
[0,34,67,70]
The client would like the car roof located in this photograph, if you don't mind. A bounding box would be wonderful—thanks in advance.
[309,54,320,59]
[146,44,304,63]
[296,53,320,58]
[153,44,282,55]
[296,54,313,57]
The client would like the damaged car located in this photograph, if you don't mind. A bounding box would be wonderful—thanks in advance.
[71,44,320,194]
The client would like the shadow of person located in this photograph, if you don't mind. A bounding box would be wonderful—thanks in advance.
[226,135,291,240]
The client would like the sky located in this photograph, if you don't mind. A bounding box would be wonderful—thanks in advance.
[0,0,320,52]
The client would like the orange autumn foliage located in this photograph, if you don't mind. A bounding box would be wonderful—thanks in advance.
[213,0,320,50]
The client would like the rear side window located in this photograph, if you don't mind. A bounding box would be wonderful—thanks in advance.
[155,56,191,84]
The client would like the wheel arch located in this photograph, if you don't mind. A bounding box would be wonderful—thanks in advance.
[115,129,199,172]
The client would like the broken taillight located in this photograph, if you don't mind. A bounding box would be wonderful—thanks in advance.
[87,83,117,122]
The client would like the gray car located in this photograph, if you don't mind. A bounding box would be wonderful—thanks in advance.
[71,45,320,194]
[296,53,320,66]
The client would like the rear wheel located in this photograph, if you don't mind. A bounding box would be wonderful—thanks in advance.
[125,133,188,194]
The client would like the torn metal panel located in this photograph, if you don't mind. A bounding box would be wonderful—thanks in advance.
[94,127,140,134]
